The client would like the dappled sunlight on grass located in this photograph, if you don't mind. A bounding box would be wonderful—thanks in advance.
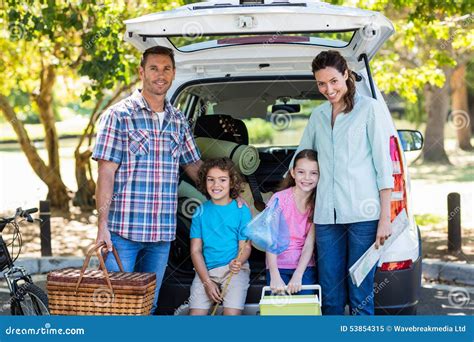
[406,138,474,183]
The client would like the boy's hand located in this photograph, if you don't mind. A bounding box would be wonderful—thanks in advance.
[203,279,222,303]
[229,259,242,274]
[287,273,303,294]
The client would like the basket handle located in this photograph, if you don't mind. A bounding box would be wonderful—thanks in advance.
[100,244,125,273]
[74,242,122,295]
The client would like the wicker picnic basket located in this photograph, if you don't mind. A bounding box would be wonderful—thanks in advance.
[47,243,156,315]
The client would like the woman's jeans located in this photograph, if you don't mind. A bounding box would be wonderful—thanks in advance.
[104,232,171,314]
[316,220,378,315]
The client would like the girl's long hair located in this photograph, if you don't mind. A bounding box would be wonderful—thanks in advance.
[311,50,356,113]
[279,149,318,218]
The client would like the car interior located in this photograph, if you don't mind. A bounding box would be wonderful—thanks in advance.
[167,78,327,288]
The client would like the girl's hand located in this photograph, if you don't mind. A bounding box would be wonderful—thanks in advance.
[287,273,303,294]
[203,279,222,303]
[229,259,242,274]
[375,218,392,249]
[270,275,286,295]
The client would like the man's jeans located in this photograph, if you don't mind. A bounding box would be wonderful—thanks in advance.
[105,232,171,314]
[315,220,378,315]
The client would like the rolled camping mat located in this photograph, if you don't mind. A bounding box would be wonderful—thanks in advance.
[178,180,207,203]
[195,137,261,175]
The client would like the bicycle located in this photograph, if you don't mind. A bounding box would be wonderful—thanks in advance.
[0,207,49,315]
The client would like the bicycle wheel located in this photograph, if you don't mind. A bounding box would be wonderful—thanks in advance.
[11,283,49,315]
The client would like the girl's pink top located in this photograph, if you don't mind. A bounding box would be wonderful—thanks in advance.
[269,187,315,269]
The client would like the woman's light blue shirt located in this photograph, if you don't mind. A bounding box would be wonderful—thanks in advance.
[294,94,394,224]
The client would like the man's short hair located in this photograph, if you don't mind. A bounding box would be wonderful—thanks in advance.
[140,46,175,69]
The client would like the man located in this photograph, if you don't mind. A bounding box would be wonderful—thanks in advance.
[92,46,202,314]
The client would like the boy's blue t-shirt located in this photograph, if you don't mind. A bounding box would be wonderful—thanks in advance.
[190,199,251,270]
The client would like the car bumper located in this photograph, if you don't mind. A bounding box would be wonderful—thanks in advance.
[374,254,422,315]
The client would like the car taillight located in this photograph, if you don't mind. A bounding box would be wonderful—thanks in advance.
[390,135,407,220]
[380,259,413,271]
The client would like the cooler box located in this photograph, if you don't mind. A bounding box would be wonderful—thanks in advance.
[259,285,322,316]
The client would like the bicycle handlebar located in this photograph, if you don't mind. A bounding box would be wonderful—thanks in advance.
[22,208,38,216]
[1,207,38,223]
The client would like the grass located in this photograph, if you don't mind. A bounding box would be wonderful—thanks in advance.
[0,117,89,142]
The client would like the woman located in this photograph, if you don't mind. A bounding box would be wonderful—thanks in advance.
[294,50,394,315]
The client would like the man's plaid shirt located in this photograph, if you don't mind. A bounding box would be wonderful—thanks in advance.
[92,89,201,242]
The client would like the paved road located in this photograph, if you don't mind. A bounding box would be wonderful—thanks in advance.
[0,276,472,315]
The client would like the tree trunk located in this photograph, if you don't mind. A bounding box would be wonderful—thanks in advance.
[0,94,70,209]
[450,63,473,151]
[32,62,70,210]
[35,64,62,179]
[422,71,452,164]
[72,148,95,209]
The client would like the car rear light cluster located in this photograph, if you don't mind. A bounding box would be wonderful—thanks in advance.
[382,139,413,271]
[380,259,413,271]
[390,135,407,220]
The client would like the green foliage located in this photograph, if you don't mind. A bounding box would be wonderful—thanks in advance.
[244,118,274,144]
[352,0,473,103]
[403,90,425,127]
[415,214,444,226]
[1,0,188,105]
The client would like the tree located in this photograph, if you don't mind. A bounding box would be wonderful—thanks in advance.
[1,0,186,210]
[349,0,473,163]
[451,62,473,151]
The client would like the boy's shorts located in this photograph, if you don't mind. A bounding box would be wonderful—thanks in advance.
[189,262,250,310]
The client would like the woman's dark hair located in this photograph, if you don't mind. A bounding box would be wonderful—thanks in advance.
[197,158,244,200]
[279,149,318,217]
[311,50,356,113]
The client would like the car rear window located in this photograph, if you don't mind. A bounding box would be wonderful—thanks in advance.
[174,79,327,147]
[168,31,355,52]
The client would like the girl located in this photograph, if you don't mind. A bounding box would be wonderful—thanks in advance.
[294,50,394,315]
[266,149,319,295]
[189,158,252,315]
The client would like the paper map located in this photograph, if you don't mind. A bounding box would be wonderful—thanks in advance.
[349,209,410,287]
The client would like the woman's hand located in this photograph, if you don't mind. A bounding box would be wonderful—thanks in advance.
[270,274,287,295]
[375,218,392,249]
[287,273,303,294]
[203,279,222,303]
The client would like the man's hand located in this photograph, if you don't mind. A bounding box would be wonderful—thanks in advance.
[203,279,222,303]
[236,196,248,209]
[96,225,113,252]
[229,259,242,274]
